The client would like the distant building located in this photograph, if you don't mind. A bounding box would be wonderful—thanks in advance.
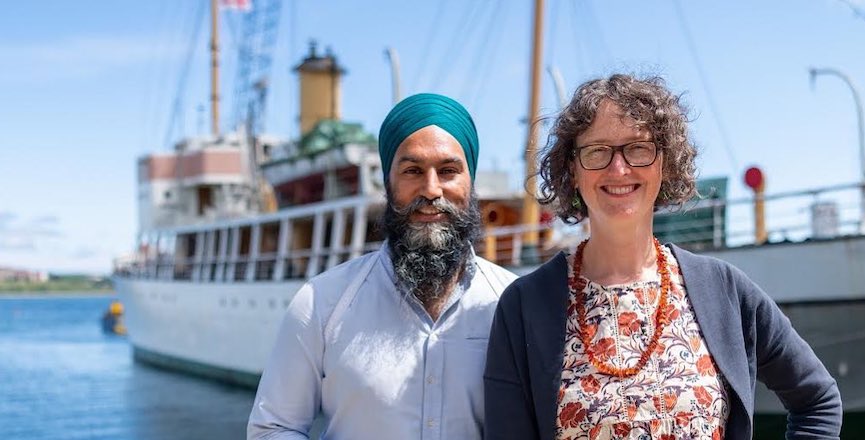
[0,267,48,283]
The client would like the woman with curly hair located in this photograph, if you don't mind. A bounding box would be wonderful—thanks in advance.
[483,74,841,439]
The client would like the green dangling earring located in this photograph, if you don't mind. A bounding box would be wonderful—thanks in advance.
[571,192,583,210]
[659,185,670,202]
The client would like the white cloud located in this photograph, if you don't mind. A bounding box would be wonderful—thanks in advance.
[0,35,186,83]
[0,212,15,228]
[0,212,63,251]
[70,246,100,259]
[0,236,35,251]
[0,212,121,274]
[835,0,865,16]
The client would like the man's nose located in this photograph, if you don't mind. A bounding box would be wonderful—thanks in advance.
[420,171,444,200]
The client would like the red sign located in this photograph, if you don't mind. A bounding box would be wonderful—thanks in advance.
[220,0,251,11]
[744,166,764,190]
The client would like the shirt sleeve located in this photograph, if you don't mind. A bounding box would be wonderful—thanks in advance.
[483,283,540,440]
[248,283,323,440]
[740,269,843,439]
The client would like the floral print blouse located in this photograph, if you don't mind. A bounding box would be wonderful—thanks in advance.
[557,245,729,440]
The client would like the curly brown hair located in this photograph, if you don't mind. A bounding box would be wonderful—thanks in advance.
[537,74,698,224]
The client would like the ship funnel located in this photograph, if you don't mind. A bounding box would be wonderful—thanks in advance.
[294,41,346,136]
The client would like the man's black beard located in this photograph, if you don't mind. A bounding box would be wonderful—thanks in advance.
[382,188,482,304]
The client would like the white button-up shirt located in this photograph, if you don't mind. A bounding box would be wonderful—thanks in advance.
[248,244,517,440]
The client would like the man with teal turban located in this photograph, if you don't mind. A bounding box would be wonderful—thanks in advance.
[250,93,517,440]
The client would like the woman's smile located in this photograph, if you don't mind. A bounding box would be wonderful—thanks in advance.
[601,183,641,196]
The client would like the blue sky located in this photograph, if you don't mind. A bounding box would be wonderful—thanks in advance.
[2,0,865,274]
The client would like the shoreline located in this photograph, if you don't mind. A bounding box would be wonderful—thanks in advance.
[0,290,115,299]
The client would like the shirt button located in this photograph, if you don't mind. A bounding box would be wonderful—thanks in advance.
[426,375,435,384]
[427,418,435,428]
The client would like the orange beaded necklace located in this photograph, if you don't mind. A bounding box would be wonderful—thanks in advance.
[568,237,672,378]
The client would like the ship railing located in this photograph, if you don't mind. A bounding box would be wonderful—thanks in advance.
[479,181,865,265]
[170,257,194,281]
[254,253,278,281]
[708,181,864,248]
[113,182,865,276]
[479,223,566,267]
[114,194,385,282]
[115,242,387,282]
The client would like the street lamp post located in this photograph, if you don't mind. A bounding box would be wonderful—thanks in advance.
[810,67,865,229]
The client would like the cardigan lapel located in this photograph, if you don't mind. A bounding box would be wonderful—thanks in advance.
[525,252,570,440]
[670,244,753,420]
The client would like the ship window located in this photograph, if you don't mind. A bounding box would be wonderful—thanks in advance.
[233,226,252,281]
[287,217,314,278]
[238,226,251,255]
[197,186,214,215]
[255,222,280,280]
[173,233,195,280]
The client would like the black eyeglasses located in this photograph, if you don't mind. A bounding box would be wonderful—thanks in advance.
[575,141,659,170]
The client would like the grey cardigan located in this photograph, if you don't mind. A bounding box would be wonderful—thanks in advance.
[484,244,842,439]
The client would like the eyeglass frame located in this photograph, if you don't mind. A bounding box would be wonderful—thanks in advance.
[573,141,661,170]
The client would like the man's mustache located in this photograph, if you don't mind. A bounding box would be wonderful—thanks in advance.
[391,196,460,218]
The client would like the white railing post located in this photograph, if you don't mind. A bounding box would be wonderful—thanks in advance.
[201,230,216,281]
[148,232,159,279]
[327,208,346,269]
[246,223,261,281]
[226,226,240,282]
[512,233,522,267]
[307,212,326,278]
[273,218,292,280]
[214,228,229,282]
[189,232,204,281]
[350,203,368,259]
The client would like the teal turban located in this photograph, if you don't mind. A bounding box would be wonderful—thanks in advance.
[378,93,479,183]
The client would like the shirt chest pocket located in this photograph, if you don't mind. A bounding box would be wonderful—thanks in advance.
[442,336,489,375]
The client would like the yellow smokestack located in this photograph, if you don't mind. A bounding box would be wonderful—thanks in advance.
[294,42,345,136]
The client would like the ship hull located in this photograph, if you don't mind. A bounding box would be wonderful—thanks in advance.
[113,277,304,388]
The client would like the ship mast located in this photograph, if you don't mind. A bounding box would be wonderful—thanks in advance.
[520,0,544,263]
[210,0,220,136]
[384,47,403,105]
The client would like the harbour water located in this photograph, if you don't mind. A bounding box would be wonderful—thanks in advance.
[1,293,860,439]
[0,294,255,440]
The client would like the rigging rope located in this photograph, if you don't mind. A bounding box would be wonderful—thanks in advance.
[163,1,207,148]
[139,0,173,152]
[412,0,449,93]
[468,1,509,109]
[672,0,740,173]
[429,0,488,91]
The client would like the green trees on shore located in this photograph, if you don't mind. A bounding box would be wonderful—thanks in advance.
[0,275,111,293]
